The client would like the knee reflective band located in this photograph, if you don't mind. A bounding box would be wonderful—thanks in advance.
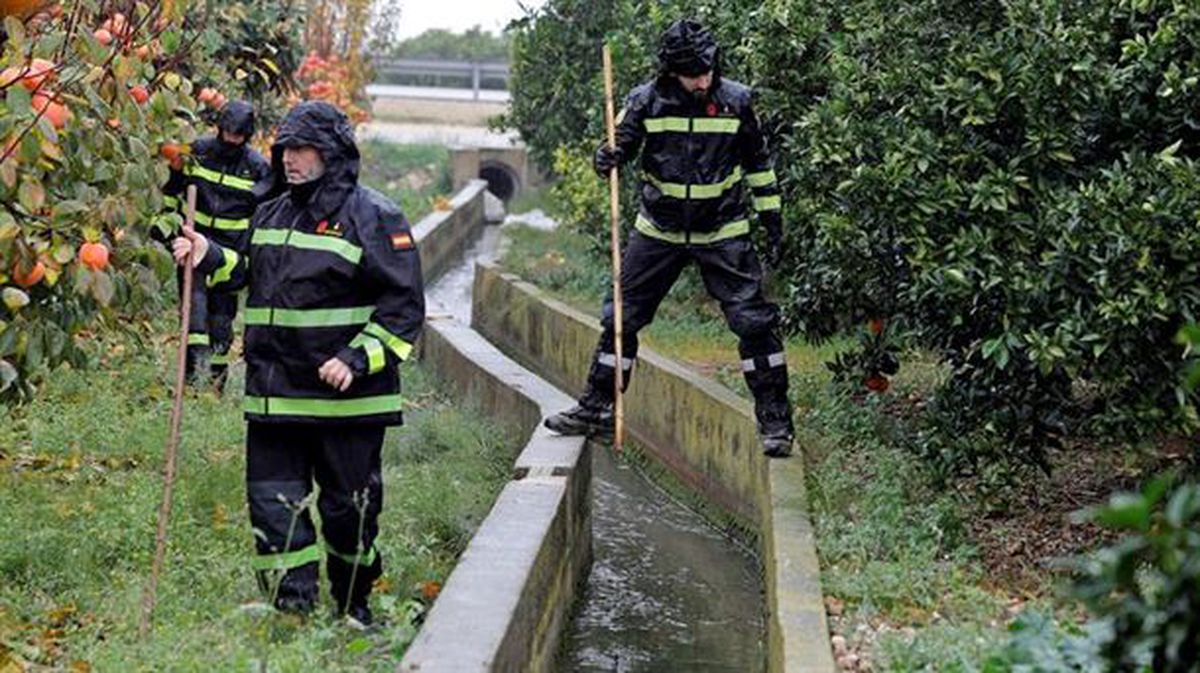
[184,164,256,192]
[251,544,321,571]
[326,543,378,567]
[597,353,635,370]
[244,394,404,418]
[350,333,386,375]
[635,214,750,245]
[209,352,231,366]
[187,333,210,346]
[252,228,363,265]
[741,352,787,372]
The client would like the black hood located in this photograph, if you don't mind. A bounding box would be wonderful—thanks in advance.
[658,19,719,77]
[218,100,256,137]
[269,101,360,218]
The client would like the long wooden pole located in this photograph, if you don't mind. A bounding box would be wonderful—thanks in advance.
[139,184,198,637]
[602,44,625,453]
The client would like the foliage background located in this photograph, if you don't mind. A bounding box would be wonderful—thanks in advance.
[506,0,1200,473]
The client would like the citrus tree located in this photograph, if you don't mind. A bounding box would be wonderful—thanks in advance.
[0,0,301,400]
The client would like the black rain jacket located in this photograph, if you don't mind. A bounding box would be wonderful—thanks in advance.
[198,101,425,425]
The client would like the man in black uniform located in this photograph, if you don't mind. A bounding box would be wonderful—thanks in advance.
[159,101,272,388]
[172,101,425,626]
[544,19,794,457]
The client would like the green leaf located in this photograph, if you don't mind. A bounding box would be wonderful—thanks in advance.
[1094,493,1152,532]
[345,637,371,655]
[6,86,32,116]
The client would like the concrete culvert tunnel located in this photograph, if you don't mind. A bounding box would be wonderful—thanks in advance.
[479,162,520,202]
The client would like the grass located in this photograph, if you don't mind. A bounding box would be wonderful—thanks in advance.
[497,220,1055,669]
[0,322,517,671]
[358,140,452,222]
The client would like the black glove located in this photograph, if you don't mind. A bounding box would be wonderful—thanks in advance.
[760,210,784,268]
[593,144,622,177]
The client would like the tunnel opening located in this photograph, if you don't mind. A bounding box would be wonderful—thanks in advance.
[479,163,519,202]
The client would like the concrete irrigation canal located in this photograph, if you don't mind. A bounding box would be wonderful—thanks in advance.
[403,180,833,672]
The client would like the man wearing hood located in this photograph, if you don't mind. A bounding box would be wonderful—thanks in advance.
[171,101,426,626]
[159,100,272,389]
[543,19,794,457]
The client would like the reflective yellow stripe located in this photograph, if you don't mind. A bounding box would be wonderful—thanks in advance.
[251,228,362,265]
[634,214,750,244]
[184,164,256,191]
[187,333,210,346]
[693,117,740,133]
[646,167,743,200]
[207,248,239,288]
[363,322,413,361]
[644,117,690,133]
[251,544,320,571]
[194,211,251,231]
[210,352,231,365]
[753,195,782,211]
[326,543,378,567]
[163,194,181,209]
[351,334,386,374]
[243,305,374,328]
[746,170,778,188]
[644,116,740,134]
[244,394,403,418]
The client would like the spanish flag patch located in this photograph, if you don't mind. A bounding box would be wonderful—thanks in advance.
[390,232,414,250]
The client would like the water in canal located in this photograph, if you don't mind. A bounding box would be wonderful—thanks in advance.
[424,210,766,673]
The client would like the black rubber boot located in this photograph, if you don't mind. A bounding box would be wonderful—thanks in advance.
[184,343,211,386]
[544,400,615,436]
[756,400,794,458]
[329,553,382,628]
[257,562,318,615]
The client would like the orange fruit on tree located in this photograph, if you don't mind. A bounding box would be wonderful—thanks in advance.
[197,87,216,104]
[1,58,55,91]
[32,93,70,129]
[93,27,113,46]
[0,0,51,18]
[129,85,149,104]
[79,242,109,271]
[12,260,45,287]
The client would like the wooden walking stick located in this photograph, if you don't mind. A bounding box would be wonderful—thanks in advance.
[139,184,198,637]
[602,44,625,453]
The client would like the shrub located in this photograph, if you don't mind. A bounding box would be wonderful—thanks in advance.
[508,0,1200,471]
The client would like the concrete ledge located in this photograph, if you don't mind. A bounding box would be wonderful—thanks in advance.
[471,262,835,673]
[414,179,488,283]
[399,317,590,673]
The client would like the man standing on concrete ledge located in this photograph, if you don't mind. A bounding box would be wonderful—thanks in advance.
[544,19,794,457]
[171,101,425,626]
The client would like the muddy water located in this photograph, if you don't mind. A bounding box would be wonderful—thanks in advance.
[424,213,766,673]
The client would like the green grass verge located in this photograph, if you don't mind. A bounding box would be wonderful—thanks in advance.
[0,325,516,671]
[497,221,1037,669]
[358,140,452,223]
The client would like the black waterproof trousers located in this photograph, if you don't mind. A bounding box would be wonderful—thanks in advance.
[580,231,793,437]
[246,421,385,613]
[176,266,239,389]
